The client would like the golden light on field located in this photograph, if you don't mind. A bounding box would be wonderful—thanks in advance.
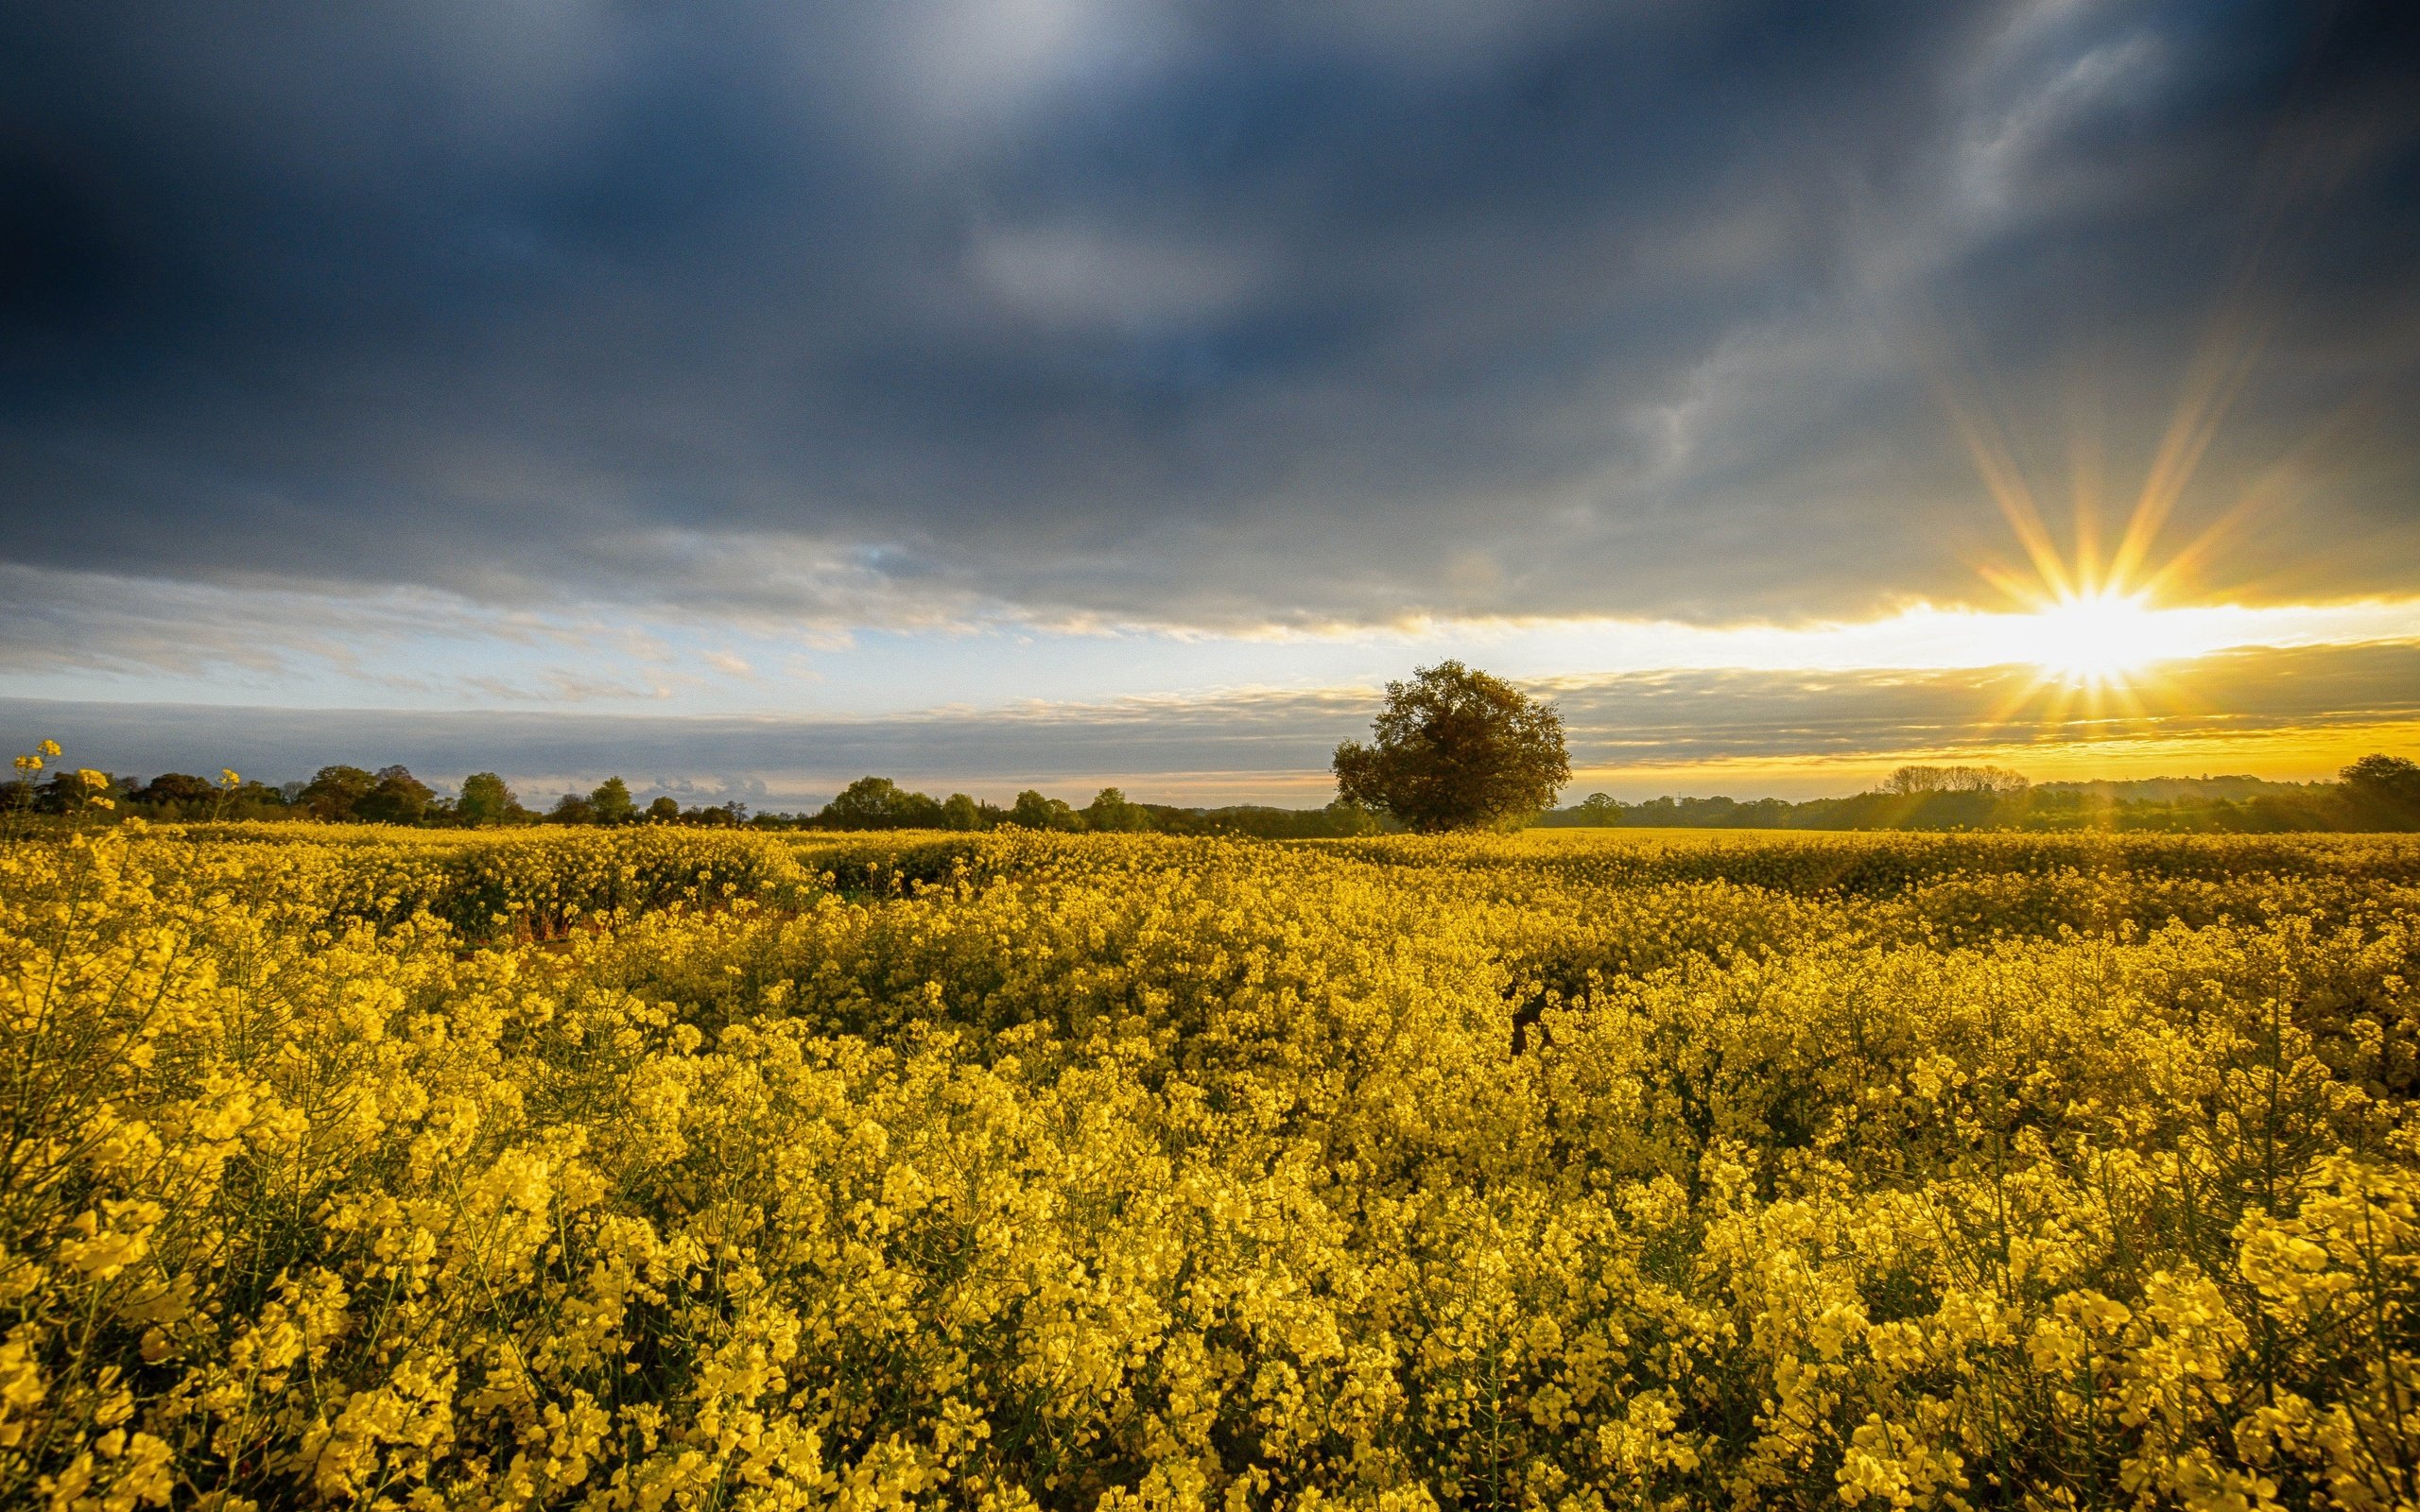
[14,822,2420,1508]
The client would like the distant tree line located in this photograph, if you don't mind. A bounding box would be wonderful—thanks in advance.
[1537,755,2420,833]
[789,777,1385,837]
[15,739,2417,836]
[6,763,541,827]
[2,754,1389,836]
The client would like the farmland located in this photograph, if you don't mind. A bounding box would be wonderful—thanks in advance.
[7,823,2420,1511]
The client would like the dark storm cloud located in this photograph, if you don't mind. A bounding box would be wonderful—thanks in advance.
[4,0,2416,631]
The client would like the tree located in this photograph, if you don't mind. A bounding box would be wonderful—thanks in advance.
[940,793,983,832]
[1082,787,1150,833]
[458,772,521,826]
[647,795,682,823]
[38,768,121,819]
[220,781,289,820]
[1319,797,1383,836]
[1563,792,1624,827]
[135,773,218,816]
[589,777,636,824]
[1331,661,1569,832]
[358,765,437,825]
[2340,754,2420,830]
[1007,790,1084,832]
[547,792,596,825]
[1882,765,2030,797]
[819,776,945,829]
[301,765,376,821]
[824,776,908,829]
[824,776,897,826]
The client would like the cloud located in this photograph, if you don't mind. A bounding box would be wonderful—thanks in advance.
[1,1,2411,647]
[969,222,1268,331]
[0,561,758,706]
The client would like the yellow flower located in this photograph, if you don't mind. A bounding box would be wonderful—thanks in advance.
[2,823,2416,1508]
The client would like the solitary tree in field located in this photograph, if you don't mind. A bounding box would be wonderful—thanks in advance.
[1332,661,1569,832]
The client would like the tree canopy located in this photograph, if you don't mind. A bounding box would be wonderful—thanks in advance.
[1081,787,1150,833]
[1332,661,1569,832]
[358,765,437,824]
[1007,790,1083,832]
[457,772,523,826]
[589,776,636,824]
[821,776,946,830]
[301,765,377,821]
[2342,754,2420,828]
[1882,765,2031,797]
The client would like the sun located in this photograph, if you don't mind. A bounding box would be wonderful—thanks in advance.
[2025,588,2163,688]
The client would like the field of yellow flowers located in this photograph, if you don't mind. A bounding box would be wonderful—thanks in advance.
[8,823,2420,1512]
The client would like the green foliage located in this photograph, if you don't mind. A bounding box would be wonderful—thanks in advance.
[1544,756,2420,833]
[2342,753,2420,828]
[820,775,945,830]
[300,763,376,820]
[135,772,216,809]
[1334,660,1570,832]
[357,765,436,824]
[1081,786,1151,833]
[1007,788,1085,831]
[458,770,522,826]
[588,775,636,824]
[1141,798,1387,838]
[941,792,983,831]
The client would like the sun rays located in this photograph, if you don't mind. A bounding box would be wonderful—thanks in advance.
[1965,506,2211,737]
[1944,375,2250,737]
[1914,231,2325,746]
[2016,589,2165,689]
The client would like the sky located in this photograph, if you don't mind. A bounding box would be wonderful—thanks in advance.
[3,1,2417,807]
